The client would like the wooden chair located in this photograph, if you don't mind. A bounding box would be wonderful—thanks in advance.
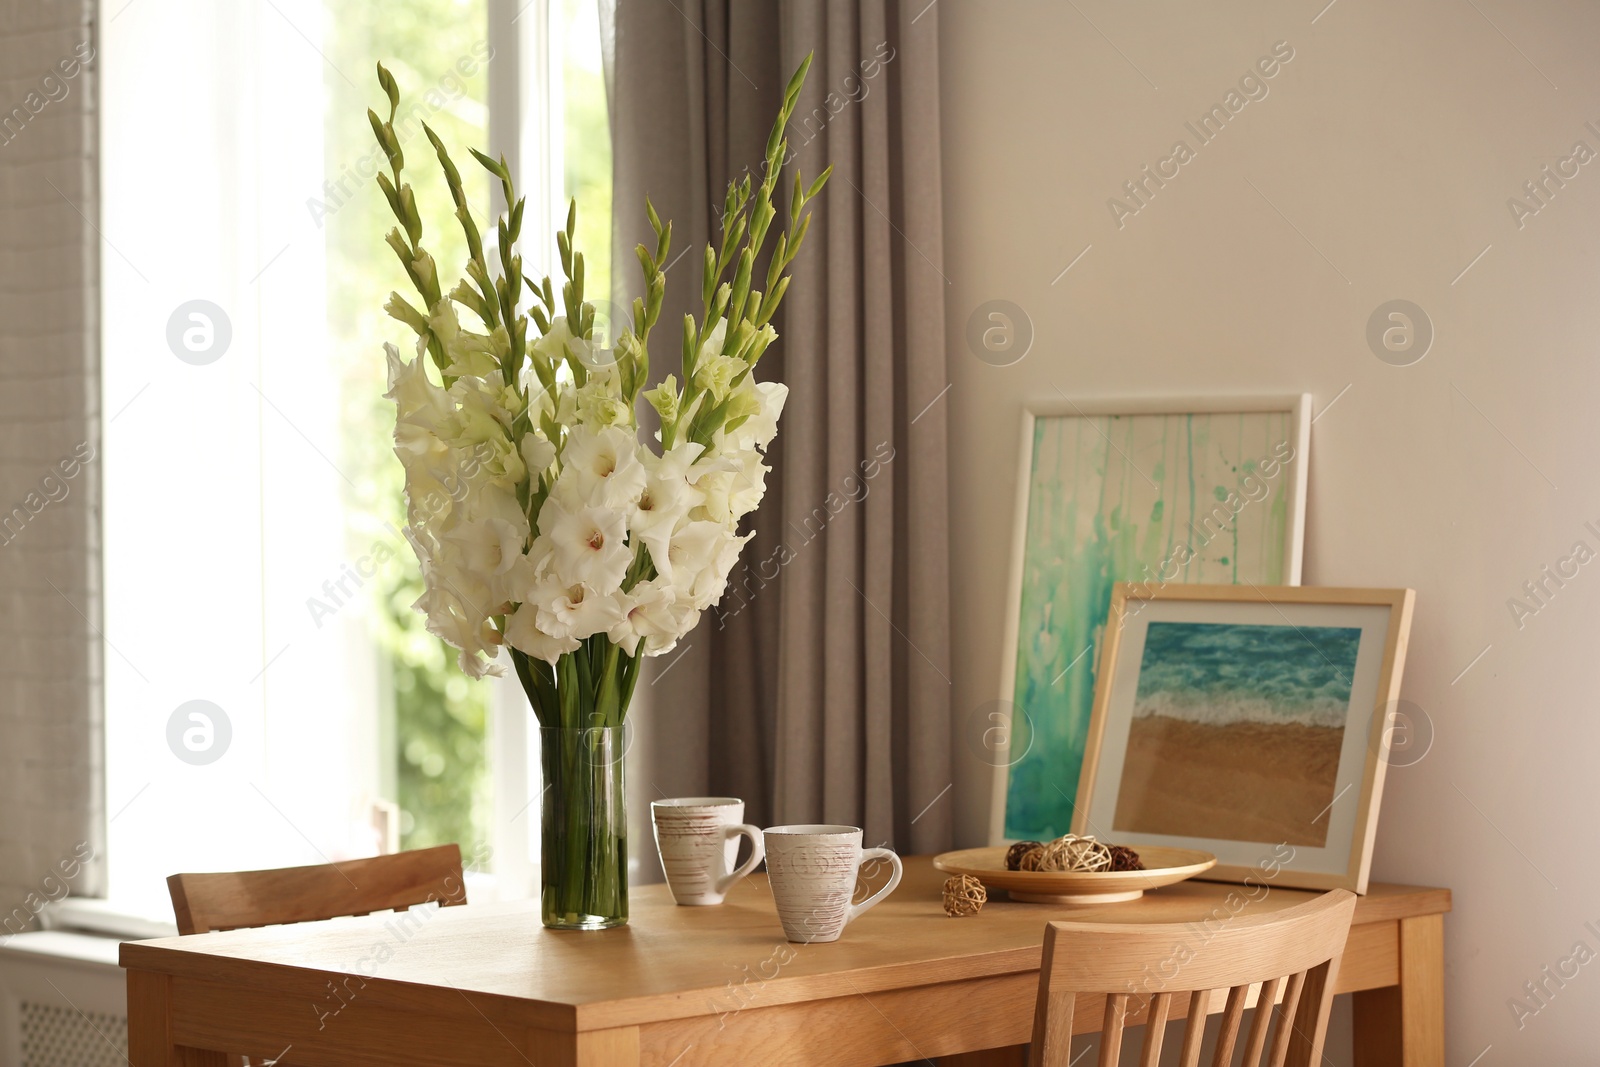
[1029,889,1356,1067]
[166,845,468,1066]
[166,843,467,934]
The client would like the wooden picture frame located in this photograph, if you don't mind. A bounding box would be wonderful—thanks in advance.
[989,394,1311,845]
[1074,583,1414,894]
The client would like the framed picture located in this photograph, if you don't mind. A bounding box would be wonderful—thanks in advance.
[990,395,1311,844]
[1074,583,1414,893]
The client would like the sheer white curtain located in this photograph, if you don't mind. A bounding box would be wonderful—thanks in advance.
[102,0,381,909]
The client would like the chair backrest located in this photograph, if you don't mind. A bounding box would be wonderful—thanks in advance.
[1030,889,1356,1067]
[167,844,467,934]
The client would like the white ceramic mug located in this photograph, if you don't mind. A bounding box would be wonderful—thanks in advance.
[763,825,903,943]
[651,797,765,905]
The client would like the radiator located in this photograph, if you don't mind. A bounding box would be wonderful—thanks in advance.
[0,932,127,1067]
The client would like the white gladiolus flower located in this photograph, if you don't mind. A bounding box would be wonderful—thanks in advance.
[643,374,680,425]
[540,497,632,592]
[724,380,787,453]
[520,433,556,480]
[412,584,504,678]
[532,315,576,367]
[444,481,523,532]
[728,455,770,518]
[575,381,631,428]
[384,339,446,420]
[552,381,578,427]
[697,319,727,364]
[530,575,628,640]
[659,520,727,596]
[554,425,647,509]
[632,443,707,575]
[690,451,767,525]
[441,516,529,599]
[708,371,786,456]
[503,601,581,664]
[693,352,744,400]
[459,651,507,679]
[674,528,752,612]
[385,341,452,462]
[704,530,752,601]
[429,300,500,379]
[438,379,524,497]
[608,579,692,656]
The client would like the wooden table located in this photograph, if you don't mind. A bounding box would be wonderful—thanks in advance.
[121,857,1449,1067]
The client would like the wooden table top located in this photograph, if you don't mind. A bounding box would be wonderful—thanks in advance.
[120,856,1450,1034]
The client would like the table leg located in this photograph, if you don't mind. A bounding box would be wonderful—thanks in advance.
[127,971,227,1066]
[1352,914,1445,1067]
[936,1047,1028,1066]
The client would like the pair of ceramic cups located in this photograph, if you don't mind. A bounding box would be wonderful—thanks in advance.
[650,797,903,943]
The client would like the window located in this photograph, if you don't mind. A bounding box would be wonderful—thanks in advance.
[100,0,610,911]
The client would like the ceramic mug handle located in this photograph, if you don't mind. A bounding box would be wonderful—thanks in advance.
[846,847,903,926]
[714,823,766,896]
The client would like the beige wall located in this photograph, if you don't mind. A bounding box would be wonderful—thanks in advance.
[941,0,1600,1059]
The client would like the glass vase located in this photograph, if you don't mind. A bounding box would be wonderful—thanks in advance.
[540,725,628,929]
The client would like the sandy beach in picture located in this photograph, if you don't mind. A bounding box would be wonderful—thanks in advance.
[1112,621,1359,848]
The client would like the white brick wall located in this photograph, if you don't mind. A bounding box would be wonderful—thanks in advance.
[0,0,103,919]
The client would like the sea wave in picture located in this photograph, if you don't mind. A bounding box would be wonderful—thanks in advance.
[1132,690,1348,729]
[1131,621,1361,728]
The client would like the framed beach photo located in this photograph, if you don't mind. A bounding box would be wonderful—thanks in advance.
[1074,584,1414,893]
[989,395,1310,845]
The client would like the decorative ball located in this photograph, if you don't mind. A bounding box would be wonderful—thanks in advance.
[942,874,987,917]
[1018,846,1047,871]
[1006,840,1043,871]
[1036,834,1112,873]
[1107,845,1145,872]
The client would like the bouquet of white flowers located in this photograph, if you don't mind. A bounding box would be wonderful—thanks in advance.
[370,57,827,928]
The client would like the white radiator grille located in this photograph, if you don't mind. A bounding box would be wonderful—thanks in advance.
[19,1001,128,1067]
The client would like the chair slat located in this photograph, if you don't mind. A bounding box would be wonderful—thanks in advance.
[1284,959,1341,1065]
[1240,976,1284,1067]
[1177,990,1210,1067]
[1268,970,1309,1067]
[1099,993,1128,1067]
[1032,927,1077,1067]
[1031,990,1077,1067]
[1211,984,1249,1067]
[1138,992,1172,1067]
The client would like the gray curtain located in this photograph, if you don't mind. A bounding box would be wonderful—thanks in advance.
[0,0,105,915]
[610,0,952,874]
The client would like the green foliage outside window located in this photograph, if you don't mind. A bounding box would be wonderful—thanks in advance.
[323,0,493,855]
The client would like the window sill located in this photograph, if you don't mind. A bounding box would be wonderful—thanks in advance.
[43,897,178,941]
[0,929,125,968]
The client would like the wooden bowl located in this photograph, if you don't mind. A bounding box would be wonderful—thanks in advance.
[932,845,1217,904]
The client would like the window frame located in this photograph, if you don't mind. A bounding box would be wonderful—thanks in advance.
[84,0,591,922]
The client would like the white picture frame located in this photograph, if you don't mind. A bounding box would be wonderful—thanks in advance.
[988,394,1312,846]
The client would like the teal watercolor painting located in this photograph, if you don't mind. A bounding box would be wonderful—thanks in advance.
[999,402,1307,842]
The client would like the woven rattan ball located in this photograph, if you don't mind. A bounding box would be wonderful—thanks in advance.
[1036,834,1112,873]
[1107,845,1145,872]
[1005,840,1043,871]
[942,874,987,917]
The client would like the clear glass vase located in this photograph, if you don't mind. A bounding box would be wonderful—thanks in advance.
[540,726,628,929]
